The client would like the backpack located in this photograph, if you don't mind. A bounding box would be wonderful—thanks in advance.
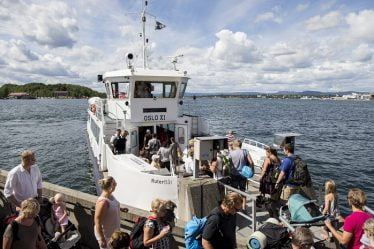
[184,216,208,249]
[287,156,311,187]
[257,222,290,249]
[130,216,157,249]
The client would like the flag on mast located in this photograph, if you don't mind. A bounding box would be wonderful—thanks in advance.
[155,21,166,30]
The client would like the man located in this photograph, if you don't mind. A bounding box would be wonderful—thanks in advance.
[169,137,181,170]
[202,192,243,249]
[147,134,161,159]
[229,139,254,192]
[4,150,43,209]
[226,130,235,143]
[110,129,121,153]
[275,143,300,202]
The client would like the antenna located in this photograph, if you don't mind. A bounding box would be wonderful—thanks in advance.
[141,0,147,68]
[170,54,184,71]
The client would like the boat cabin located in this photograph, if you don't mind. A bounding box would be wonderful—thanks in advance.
[273,132,302,151]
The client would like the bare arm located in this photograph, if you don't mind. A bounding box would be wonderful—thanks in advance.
[94,200,108,248]
[2,235,12,249]
[260,158,271,180]
[247,154,254,167]
[322,194,331,214]
[325,220,352,246]
[143,225,168,247]
[6,195,21,209]
[275,171,285,189]
[202,238,215,249]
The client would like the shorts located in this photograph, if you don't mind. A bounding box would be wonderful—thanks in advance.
[230,174,247,191]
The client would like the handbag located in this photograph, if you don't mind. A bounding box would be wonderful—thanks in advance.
[240,165,254,179]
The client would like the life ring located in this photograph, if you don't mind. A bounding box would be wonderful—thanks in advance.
[91,104,96,113]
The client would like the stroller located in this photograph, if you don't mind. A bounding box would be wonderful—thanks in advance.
[39,198,81,249]
[279,194,326,228]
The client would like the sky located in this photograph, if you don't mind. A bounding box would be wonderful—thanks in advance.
[1,0,374,93]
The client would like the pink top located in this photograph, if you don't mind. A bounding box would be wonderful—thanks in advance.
[94,196,121,245]
[343,211,373,249]
[52,203,68,226]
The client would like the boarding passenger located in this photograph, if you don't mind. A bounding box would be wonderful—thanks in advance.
[2,198,48,249]
[143,129,153,150]
[50,193,69,237]
[289,227,314,249]
[115,130,128,154]
[229,139,254,192]
[275,143,300,202]
[143,199,171,249]
[169,137,181,171]
[95,177,128,249]
[226,130,236,143]
[109,230,130,249]
[199,160,213,178]
[147,134,161,159]
[158,141,171,172]
[151,155,161,169]
[202,192,243,249]
[325,188,372,249]
[110,129,121,153]
[4,150,43,209]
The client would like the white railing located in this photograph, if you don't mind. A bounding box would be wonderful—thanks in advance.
[217,181,257,232]
[243,138,268,150]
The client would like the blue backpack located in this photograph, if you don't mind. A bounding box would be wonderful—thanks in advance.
[184,216,208,249]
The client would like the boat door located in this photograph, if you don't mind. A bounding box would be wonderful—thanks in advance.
[129,128,139,155]
[175,124,188,152]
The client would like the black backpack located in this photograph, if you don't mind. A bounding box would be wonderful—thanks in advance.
[130,217,157,249]
[287,156,311,187]
[258,222,290,249]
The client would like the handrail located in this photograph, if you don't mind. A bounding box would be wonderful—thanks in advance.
[364,206,374,216]
[216,181,257,232]
[243,138,268,149]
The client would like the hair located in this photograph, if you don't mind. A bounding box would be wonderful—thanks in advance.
[325,179,337,195]
[21,198,40,219]
[162,140,169,147]
[291,227,314,248]
[170,137,175,143]
[21,150,34,161]
[50,193,65,204]
[265,147,278,157]
[99,176,116,191]
[110,230,130,249]
[151,198,166,215]
[347,188,367,209]
[364,218,374,237]
[222,192,243,210]
[283,143,294,153]
[232,139,242,148]
[116,129,121,133]
[152,134,157,138]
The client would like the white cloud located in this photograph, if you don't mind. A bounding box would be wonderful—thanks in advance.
[352,44,373,62]
[0,40,39,62]
[209,30,261,64]
[346,10,374,43]
[306,11,342,31]
[255,12,282,24]
[296,3,309,12]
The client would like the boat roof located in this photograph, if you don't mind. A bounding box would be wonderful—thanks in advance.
[103,68,189,80]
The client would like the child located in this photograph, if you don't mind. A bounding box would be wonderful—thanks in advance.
[321,179,339,240]
[50,193,69,235]
[361,218,374,249]
[109,230,130,249]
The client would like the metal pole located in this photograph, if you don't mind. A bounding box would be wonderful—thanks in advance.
[142,1,147,68]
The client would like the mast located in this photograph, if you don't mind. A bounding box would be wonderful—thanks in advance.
[141,0,147,68]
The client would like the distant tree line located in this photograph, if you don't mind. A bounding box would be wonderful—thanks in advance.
[0,83,106,98]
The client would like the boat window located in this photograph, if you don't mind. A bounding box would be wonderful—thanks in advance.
[111,82,129,99]
[178,127,185,144]
[131,130,138,148]
[134,81,176,98]
[179,81,187,98]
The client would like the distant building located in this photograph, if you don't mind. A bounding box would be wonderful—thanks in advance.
[8,92,35,99]
[54,91,69,98]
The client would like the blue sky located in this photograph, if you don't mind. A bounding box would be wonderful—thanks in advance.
[0,0,374,93]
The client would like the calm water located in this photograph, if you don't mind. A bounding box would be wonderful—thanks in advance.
[0,98,373,214]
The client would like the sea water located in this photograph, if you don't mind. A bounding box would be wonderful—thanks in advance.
[0,98,373,214]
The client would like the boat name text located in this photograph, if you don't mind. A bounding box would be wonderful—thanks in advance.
[151,178,173,185]
[144,114,166,121]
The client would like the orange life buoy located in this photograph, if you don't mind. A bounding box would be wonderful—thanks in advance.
[91,104,96,113]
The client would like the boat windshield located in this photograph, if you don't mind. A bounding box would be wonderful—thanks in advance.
[179,81,187,98]
[134,81,176,98]
[110,82,129,99]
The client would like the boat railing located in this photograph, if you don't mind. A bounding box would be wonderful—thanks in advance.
[217,181,257,233]
[242,138,268,150]
[364,206,374,216]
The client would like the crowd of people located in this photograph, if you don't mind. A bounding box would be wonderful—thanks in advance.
[2,135,373,249]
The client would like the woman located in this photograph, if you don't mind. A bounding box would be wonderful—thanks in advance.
[325,188,372,249]
[95,176,127,249]
[158,141,171,172]
[259,147,281,196]
[143,199,171,249]
[3,198,47,249]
